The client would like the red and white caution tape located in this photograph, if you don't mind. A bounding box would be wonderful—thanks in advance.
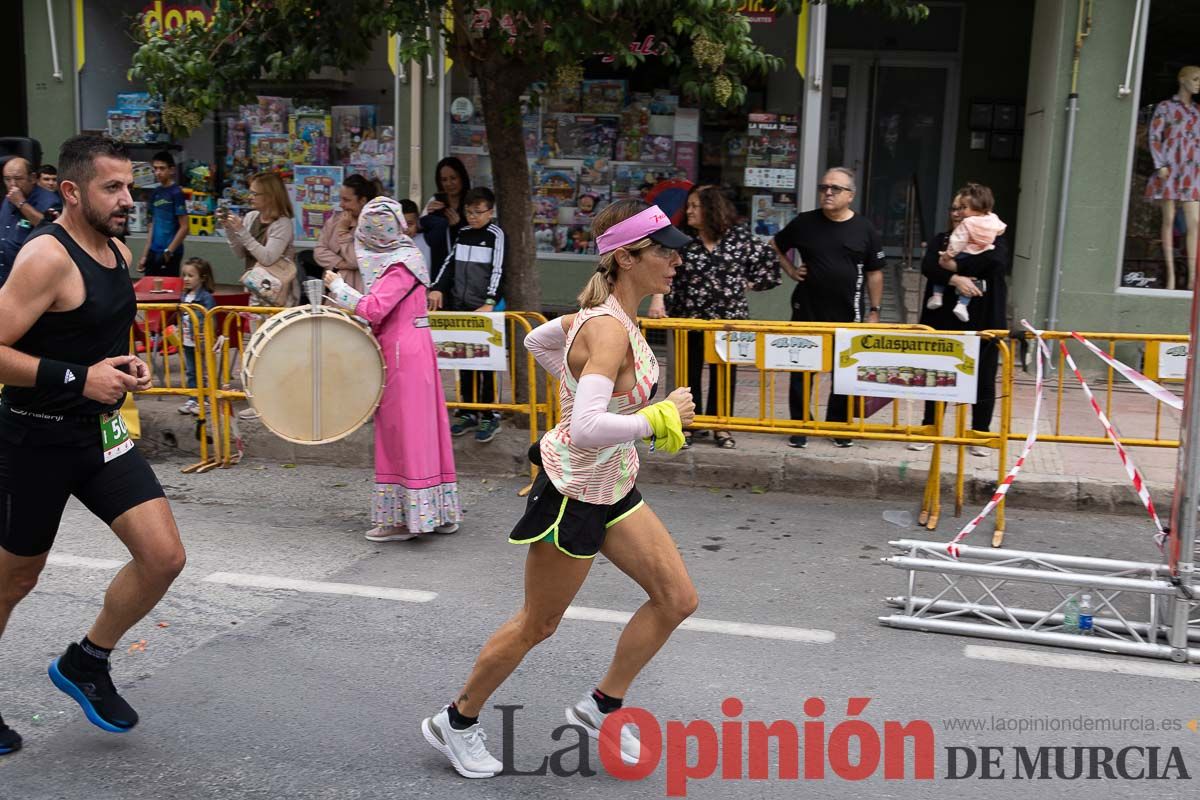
[1069,332,1182,411]
[1059,340,1168,550]
[946,322,1052,558]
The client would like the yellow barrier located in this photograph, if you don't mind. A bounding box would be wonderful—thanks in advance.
[131,303,217,473]
[200,306,549,483]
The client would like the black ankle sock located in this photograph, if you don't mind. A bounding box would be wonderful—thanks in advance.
[592,688,623,714]
[76,636,112,670]
[448,703,478,730]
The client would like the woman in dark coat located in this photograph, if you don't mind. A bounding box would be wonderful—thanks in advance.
[916,183,1009,451]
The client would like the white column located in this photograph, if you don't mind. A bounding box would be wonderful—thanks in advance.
[797,2,827,213]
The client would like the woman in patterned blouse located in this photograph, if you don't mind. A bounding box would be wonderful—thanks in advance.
[649,185,781,448]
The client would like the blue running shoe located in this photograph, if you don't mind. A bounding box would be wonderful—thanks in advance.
[0,714,21,754]
[48,644,138,733]
[475,417,500,443]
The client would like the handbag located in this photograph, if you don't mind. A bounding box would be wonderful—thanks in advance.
[238,215,296,306]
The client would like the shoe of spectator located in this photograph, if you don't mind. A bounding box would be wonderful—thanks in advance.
[788,435,808,448]
[953,303,971,323]
[832,438,853,448]
[451,414,478,437]
[177,399,199,416]
[906,442,931,451]
[433,523,460,534]
[475,417,500,443]
[970,445,990,457]
[237,407,260,421]
[926,293,943,310]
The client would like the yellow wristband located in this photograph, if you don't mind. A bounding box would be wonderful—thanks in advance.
[636,400,685,454]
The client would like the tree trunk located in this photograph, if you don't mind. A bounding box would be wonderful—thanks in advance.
[476,63,539,313]
[475,60,541,410]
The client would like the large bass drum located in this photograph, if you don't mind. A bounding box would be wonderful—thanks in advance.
[242,306,385,445]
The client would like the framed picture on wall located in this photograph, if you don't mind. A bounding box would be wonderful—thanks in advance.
[969,102,994,130]
[994,104,1019,131]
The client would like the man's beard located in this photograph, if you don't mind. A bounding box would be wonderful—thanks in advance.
[80,196,128,237]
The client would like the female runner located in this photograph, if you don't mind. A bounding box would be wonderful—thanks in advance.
[422,199,698,778]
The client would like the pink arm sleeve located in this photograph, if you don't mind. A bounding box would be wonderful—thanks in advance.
[353,265,420,324]
[524,317,568,377]
[570,374,652,448]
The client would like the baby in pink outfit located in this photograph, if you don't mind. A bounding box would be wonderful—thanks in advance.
[927,210,1007,322]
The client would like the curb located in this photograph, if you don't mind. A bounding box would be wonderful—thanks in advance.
[133,397,1170,515]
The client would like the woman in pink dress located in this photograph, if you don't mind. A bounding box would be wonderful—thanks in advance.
[324,197,462,541]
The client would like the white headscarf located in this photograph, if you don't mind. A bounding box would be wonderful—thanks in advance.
[353,196,429,292]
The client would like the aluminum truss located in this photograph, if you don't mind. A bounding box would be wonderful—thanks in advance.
[881,539,1200,663]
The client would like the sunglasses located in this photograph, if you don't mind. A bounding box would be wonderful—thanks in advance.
[817,184,852,196]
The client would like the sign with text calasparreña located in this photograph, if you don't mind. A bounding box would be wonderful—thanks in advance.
[430,312,508,372]
[833,329,980,403]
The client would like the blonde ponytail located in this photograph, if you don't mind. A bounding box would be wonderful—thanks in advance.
[577,266,613,308]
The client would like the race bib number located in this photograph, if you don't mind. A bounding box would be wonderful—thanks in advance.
[100,412,133,463]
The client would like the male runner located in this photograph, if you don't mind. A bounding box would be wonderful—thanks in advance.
[0,134,186,754]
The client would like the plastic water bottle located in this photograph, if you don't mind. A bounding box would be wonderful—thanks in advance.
[1063,595,1080,633]
[1078,594,1095,636]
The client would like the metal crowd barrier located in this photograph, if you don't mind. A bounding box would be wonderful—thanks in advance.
[197,306,550,482]
[130,302,217,473]
[638,318,1186,548]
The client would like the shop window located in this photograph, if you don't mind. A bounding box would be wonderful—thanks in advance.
[77,2,397,245]
[443,13,803,258]
[1120,1,1200,293]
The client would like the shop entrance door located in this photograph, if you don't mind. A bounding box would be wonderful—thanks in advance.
[822,53,959,249]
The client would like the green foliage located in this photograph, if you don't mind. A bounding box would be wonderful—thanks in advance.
[131,0,926,138]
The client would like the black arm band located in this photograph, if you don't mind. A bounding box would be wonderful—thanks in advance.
[36,359,88,395]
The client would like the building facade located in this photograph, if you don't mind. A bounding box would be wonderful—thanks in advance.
[16,0,1194,335]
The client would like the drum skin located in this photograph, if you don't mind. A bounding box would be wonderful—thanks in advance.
[243,307,385,444]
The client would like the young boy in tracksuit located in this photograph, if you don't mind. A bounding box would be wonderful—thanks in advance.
[428,186,505,442]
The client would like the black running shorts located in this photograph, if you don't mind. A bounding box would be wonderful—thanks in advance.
[0,429,166,557]
[508,470,644,559]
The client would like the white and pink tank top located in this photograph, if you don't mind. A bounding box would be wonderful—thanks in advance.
[540,296,659,505]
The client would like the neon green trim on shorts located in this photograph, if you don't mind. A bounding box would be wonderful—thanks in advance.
[508,495,569,545]
[604,499,645,529]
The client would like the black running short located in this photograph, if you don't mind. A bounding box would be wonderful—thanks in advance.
[508,470,644,559]
[0,418,165,557]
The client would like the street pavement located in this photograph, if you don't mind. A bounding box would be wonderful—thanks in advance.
[0,455,1196,800]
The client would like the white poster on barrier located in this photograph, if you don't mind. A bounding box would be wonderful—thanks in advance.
[833,329,980,403]
[1155,341,1188,381]
[430,312,508,372]
[705,330,758,364]
[757,333,828,372]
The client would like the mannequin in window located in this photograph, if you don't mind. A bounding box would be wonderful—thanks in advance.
[1145,65,1200,291]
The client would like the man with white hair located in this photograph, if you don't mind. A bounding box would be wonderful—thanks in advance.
[772,167,885,448]
[0,157,63,284]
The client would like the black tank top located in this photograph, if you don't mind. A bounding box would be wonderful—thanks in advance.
[1,224,136,418]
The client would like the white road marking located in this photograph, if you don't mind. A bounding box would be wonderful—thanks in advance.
[201,572,438,603]
[46,554,126,569]
[964,644,1200,682]
[565,605,836,643]
[46,556,834,643]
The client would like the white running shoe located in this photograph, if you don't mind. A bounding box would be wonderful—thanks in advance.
[906,442,931,451]
[925,293,943,311]
[237,407,260,421]
[421,707,503,779]
[433,522,460,534]
[953,303,970,323]
[177,399,199,415]
[364,526,419,542]
[566,692,641,765]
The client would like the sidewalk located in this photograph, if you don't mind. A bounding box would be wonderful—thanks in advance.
[133,355,1182,520]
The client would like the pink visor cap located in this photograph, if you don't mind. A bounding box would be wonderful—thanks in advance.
[595,205,692,255]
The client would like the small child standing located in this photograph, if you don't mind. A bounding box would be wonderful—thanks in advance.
[428,187,505,443]
[926,189,1007,323]
[178,257,217,415]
